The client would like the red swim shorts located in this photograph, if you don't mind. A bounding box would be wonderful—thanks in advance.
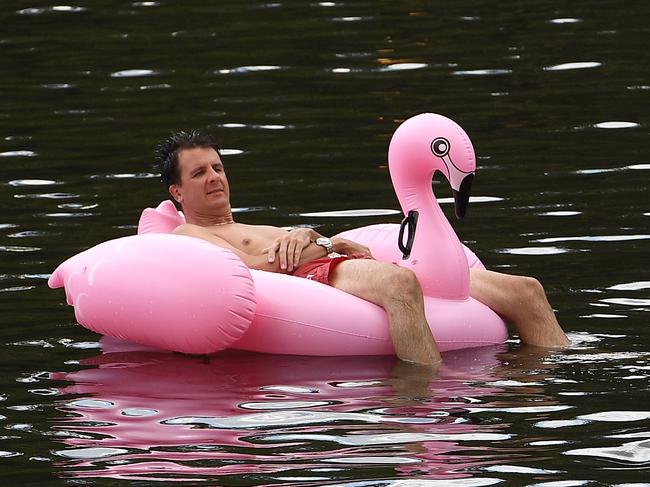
[291,253,372,285]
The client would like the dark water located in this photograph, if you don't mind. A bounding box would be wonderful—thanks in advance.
[1,0,649,485]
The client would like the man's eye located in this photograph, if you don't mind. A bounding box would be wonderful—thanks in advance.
[193,170,203,177]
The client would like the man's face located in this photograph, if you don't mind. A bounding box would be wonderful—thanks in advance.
[169,146,231,213]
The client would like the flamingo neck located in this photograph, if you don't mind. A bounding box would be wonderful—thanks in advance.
[394,174,470,300]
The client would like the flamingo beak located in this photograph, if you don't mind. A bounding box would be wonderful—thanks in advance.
[452,173,473,218]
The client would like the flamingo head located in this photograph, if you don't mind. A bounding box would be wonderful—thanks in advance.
[388,113,476,218]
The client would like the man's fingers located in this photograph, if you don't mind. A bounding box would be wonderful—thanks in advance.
[292,244,303,272]
[265,243,278,263]
[286,240,299,272]
[278,238,289,270]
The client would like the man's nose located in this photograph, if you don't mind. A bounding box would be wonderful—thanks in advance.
[207,166,219,181]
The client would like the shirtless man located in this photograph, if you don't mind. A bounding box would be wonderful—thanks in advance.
[156,131,569,366]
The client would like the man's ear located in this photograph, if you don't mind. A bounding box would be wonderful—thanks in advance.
[169,184,182,203]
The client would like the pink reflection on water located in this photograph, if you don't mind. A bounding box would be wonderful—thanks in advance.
[49,338,518,482]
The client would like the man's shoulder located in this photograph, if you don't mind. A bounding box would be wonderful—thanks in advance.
[172,223,203,236]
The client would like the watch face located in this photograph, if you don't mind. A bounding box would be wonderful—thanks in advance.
[316,237,332,251]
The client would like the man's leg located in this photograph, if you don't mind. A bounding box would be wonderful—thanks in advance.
[329,259,441,366]
[469,268,569,348]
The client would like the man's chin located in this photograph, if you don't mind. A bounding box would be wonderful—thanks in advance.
[206,192,229,202]
[207,197,231,210]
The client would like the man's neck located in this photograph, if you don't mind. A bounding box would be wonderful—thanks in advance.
[183,207,235,227]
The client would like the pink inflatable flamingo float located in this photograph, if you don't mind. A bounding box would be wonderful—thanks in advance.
[48,113,508,355]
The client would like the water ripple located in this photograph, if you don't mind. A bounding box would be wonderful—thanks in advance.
[527,482,590,487]
[41,212,94,218]
[121,408,158,417]
[110,69,159,78]
[497,246,572,255]
[600,298,650,307]
[16,5,86,15]
[535,419,589,429]
[539,211,581,217]
[544,62,602,71]
[260,431,511,445]
[165,410,394,429]
[0,245,41,252]
[328,455,419,464]
[41,83,75,89]
[240,400,333,410]
[438,196,504,204]
[555,352,650,364]
[216,65,282,74]
[452,69,512,76]
[549,18,582,24]
[0,450,22,458]
[485,465,562,474]
[0,150,36,157]
[380,63,428,72]
[90,172,158,180]
[0,286,36,293]
[261,385,319,394]
[220,149,244,156]
[580,313,627,319]
[565,439,650,463]
[534,235,650,243]
[299,209,401,218]
[608,281,650,291]
[218,122,290,130]
[594,121,640,129]
[57,203,98,210]
[139,83,171,90]
[8,179,60,187]
[8,230,57,238]
[578,411,650,422]
[332,16,369,22]
[575,163,650,174]
[55,447,129,459]
[14,192,78,200]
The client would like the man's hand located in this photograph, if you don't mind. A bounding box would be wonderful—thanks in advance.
[264,228,318,272]
[332,237,373,257]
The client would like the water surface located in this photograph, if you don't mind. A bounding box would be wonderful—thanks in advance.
[1,0,649,484]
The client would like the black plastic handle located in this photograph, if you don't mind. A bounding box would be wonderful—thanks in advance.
[398,210,419,260]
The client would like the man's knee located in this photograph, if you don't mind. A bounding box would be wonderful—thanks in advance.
[514,275,546,304]
[379,266,422,302]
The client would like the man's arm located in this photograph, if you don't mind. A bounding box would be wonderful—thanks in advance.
[173,224,372,273]
[264,229,373,272]
[173,224,288,272]
[173,224,335,273]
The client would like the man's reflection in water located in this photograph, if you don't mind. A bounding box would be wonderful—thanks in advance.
[49,338,561,482]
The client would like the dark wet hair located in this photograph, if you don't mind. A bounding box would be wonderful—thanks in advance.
[155,130,221,186]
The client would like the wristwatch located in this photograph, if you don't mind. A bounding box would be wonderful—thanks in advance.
[315,237,334,255]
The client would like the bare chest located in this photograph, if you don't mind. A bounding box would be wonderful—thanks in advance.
[210,223,286,255]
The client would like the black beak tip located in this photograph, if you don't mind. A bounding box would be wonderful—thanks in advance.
[454,199,468,219]
[453,173,474,219]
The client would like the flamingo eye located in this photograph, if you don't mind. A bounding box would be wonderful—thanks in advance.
[431,137,450,157]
